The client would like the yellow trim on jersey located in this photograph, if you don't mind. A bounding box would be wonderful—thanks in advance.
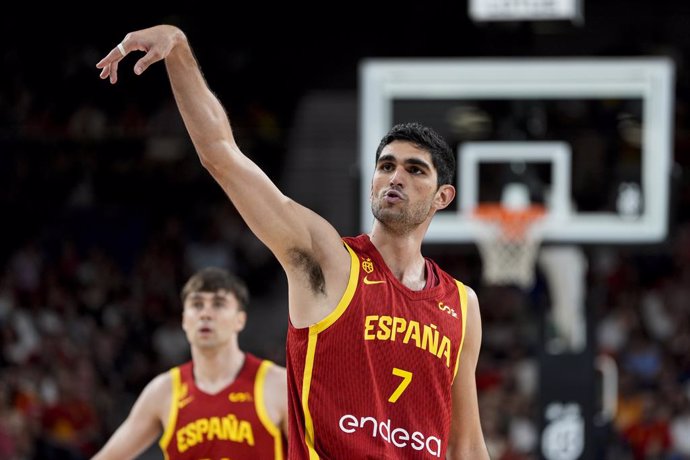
[452,281,469,380]
[310,242,360,334]
[301,242,360,459]
[158,367,181,458]
[255,360,285,460]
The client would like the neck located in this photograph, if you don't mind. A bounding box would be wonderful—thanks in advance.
[190,343,244,393]
[368,224,428,290]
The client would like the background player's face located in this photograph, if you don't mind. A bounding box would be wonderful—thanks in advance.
[182,290,246,348]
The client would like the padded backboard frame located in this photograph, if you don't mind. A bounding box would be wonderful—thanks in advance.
[359,58,674,243]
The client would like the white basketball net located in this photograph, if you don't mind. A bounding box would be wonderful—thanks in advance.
[474,212,544,289]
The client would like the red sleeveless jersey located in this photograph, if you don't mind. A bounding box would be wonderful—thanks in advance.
[159,353,286,460]
[286,234,469,459]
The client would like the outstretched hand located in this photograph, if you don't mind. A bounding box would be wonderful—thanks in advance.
[96,25,184,84]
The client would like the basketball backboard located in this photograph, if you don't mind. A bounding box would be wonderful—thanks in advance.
[359,58,674,243]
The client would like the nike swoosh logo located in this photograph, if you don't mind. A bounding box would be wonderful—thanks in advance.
[178,396,194,409]
[363,275,386,285]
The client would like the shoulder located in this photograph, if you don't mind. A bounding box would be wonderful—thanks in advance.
[466,286,482,327]
[130,370,174,423]
[465,284,479,308]
[258,361,288,428]
[262,361,287,391]
[462,285,483,350]
[447,275,479,311]
[143,370,174,399]
[457,283,481,324]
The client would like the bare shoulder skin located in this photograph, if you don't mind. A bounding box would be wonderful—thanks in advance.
[263,363,289,435]
[91,372,171,460]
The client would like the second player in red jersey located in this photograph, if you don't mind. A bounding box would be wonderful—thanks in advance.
[161,354,286,459]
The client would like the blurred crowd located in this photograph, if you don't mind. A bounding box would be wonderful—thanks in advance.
[2,28,690,460]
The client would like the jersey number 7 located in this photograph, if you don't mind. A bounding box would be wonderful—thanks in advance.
[388,368,413,403]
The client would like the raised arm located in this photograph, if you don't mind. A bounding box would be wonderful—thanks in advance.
[91,373,170,460]
[446,287,490,460]
[96,26,350,326]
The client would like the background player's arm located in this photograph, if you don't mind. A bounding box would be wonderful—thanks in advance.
[97,26,350,327]
[264,364,289,436]
[446,287,490,460]
[91,373,170,460]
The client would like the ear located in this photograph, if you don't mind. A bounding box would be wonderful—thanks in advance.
[181,309,189,333]
[235,310,248,332]
[434,184,456,211]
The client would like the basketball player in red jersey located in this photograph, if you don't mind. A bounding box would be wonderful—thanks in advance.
[97,25,489,459]
[91,267,288,460]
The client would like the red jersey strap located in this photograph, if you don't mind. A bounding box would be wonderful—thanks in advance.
[159,365,182,455]
[301,242,359,459]
[254,360,285,459]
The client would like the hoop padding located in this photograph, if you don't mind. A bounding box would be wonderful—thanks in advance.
[473,204,546,289]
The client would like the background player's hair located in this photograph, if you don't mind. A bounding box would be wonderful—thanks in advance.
[181,267,250,310]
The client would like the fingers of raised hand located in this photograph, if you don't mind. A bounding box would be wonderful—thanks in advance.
[116,33,132,58]
[96,35,131,84]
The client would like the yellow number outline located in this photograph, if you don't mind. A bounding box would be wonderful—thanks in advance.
[388,368,413,403]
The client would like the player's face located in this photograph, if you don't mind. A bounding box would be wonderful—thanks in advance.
[370,141,442,233]
[182,290,246,348]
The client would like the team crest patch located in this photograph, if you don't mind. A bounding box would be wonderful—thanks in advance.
[362,257,374,274]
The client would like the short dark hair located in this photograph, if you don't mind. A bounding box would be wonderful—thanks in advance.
[180,267,249,310]
[375,122,455,187]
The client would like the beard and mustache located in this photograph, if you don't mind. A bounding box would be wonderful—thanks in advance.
[370,188,436,236]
